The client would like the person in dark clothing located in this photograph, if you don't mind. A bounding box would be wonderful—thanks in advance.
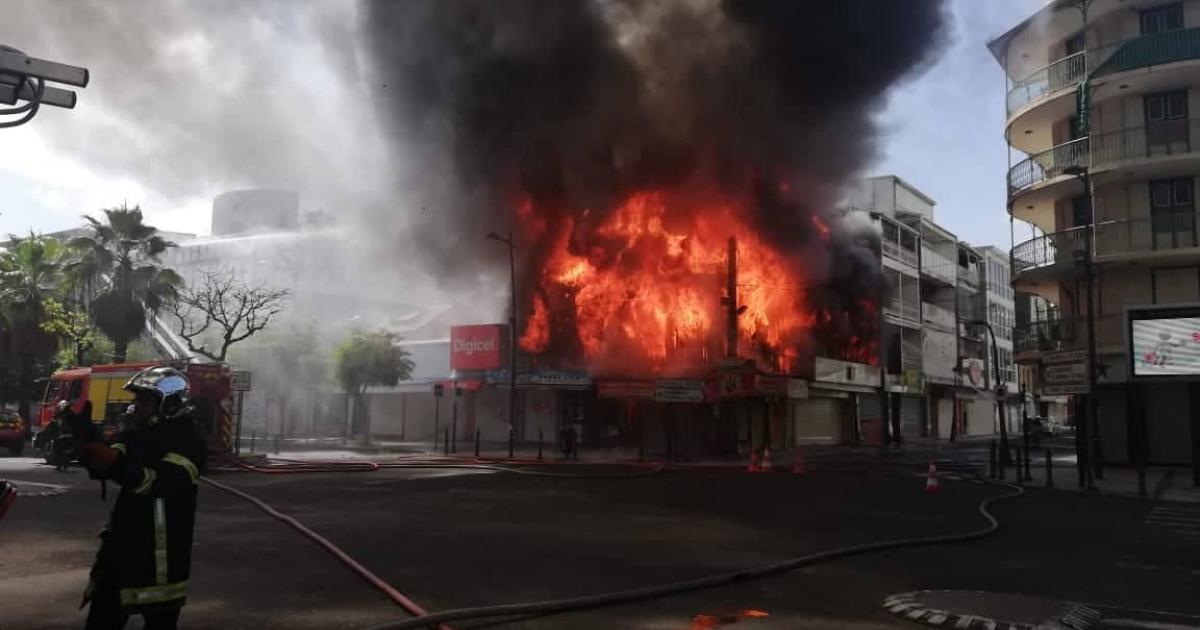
[78,366,206,630]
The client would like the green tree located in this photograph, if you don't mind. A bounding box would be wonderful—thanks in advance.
[0,234,65,421]
[41,298,104,367]
[334,328,413,439]
[66,204,183,363]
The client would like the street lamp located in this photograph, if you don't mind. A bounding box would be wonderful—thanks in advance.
[0,45,89,129]
[487,231,518,458]
[1063,164,1100,489]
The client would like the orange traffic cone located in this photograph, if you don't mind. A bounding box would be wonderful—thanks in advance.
[792,447,807,475]
[924,462,940,493]
[747,450,759,473]
[760,446,773,473]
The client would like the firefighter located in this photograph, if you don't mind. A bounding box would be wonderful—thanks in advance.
[52,400,73,472]
[77,366,206,630]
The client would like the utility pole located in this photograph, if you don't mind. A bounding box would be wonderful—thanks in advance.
[1064,165,1099,490]
[488,231,519,458]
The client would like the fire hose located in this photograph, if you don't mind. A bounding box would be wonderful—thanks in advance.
[365,475,1025,629]
[199,452,666,628]
[202,451,1020,630]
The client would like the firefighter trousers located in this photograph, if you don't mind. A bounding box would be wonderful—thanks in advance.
[85,572,180,630]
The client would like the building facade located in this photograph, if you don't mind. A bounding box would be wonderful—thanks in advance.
[991,0,1200,466]
[855,175,1015,442]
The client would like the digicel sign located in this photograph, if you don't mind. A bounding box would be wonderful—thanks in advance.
[450,324,504,370]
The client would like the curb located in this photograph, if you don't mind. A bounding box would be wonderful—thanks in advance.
[883,591,1036,630]
[7,479,69,497]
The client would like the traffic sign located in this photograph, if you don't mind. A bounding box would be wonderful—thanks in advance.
[1043,349,1088,365]
[433,383,445,397]
[231,370,252,392]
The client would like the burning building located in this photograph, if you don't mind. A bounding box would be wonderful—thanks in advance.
[363,0,948,454]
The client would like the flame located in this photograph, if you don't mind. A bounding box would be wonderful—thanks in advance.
[518,189,816,373]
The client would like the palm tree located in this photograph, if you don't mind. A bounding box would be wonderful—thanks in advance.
[0,234,65,423]
[67,205,183,363]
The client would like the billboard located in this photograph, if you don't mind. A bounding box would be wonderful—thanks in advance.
[450,324,505,371]
[1130,310,1200,377]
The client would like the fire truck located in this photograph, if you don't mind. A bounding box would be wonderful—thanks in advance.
[31,361,235,463]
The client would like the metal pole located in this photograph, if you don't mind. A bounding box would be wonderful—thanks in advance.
[433,396,441,455]
[538,428,544,461]
[444,427,450,455]
[989,440,997,479]
[507,232,518,460]
[1046,447,1054,488]
[474,428,480,459]
[235,391,245,456]
[451,392,458,454]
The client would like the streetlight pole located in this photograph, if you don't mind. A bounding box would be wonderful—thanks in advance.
[969,319,1012,466]
[488,231,518,459]
[1064,165,1100,489]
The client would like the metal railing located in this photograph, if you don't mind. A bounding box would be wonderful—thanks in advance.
[1007,52,1086,115]
[884,299,920,322]
[881,239,918,268]
[921,301,956,330]
[1095,211,1200,256]
[1091,118,1200,165]
[1091,26,1200,78]
[1010,226,1090,275]
[921,247,956,284]
[1006,27,1200,116]
[1014,318,1081,355]
[1008,137,1089,195]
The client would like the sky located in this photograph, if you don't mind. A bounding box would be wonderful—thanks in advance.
[0,0,1043,248]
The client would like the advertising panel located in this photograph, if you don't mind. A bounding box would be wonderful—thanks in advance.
[450,325,504,371]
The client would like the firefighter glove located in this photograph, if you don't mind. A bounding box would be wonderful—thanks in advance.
[79,443,120,478]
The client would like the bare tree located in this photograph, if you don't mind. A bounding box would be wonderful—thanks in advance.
[172,269,290,362]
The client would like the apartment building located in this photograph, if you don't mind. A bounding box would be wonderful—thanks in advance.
[991,0,1200,466]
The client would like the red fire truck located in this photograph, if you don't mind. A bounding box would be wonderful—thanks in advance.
[31,362,235,463]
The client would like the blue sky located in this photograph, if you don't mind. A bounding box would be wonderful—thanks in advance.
[0,1,1043,249]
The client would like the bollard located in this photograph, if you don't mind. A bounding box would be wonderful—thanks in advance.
[538,428,544,461]
[275,434,281,455]
[988,440,997,479]
[250,432,256,453]
[1017,447,1025,483]
[1045,448,1054,488]
[1024,445,1032,482]
[474,428,480,459]
[508,426,514,459]
[999,446,1006,481]
[444,427,450,455]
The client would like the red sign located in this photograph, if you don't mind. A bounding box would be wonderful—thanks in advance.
[450,325,503,370]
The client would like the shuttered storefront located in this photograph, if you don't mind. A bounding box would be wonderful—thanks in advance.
[792,396,844,445]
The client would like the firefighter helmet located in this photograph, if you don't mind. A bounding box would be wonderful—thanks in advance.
[124,366,191,420]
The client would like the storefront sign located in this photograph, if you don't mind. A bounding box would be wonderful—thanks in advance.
[597,381,655,399]
[654,378,706,403]
[450,325,504,370]
[754,375,788,396]
[786,378,809,400]
[1129,306,1200,377]
[813,357,880,388]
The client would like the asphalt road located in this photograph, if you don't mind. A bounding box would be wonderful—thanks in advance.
[2,454,1197,630]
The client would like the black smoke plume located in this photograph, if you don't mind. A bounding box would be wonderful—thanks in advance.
[365,0,947,367]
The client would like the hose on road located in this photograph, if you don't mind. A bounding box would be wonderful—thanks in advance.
[365,477,1026,630]
[199,475,453,630]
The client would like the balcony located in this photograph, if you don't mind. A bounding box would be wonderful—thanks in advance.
[1091,26,1200,79]
[1008,138,1088,197]
[1091,118,1200,166]
[1095,211,1200,258]
[921,247,956,285]
[1014,318,1081,358]
[1006,27,1200,119]
[883,298,920,324]
[921,302,956,331]
[881,239,918,269]
[1010,226,1089,277]
[1007,52,1085,116]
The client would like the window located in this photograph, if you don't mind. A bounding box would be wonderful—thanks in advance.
[1071,195,1093,227]
[1065,31,1086,56]
[1144,90,1188,151]
[1149,178,1197,249]
[1141,3,1184,35]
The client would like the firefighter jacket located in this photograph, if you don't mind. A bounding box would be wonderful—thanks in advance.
[95,413,206,612]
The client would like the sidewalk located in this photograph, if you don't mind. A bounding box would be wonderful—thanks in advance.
[997,455,1200,502]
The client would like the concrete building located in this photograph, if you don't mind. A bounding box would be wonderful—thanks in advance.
[854,175,1016,442]
[991,0,1200,466]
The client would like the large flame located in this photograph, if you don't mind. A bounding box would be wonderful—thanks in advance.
[518,189,818,375]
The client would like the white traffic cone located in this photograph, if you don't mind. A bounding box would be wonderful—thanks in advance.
[924,462,940,493]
